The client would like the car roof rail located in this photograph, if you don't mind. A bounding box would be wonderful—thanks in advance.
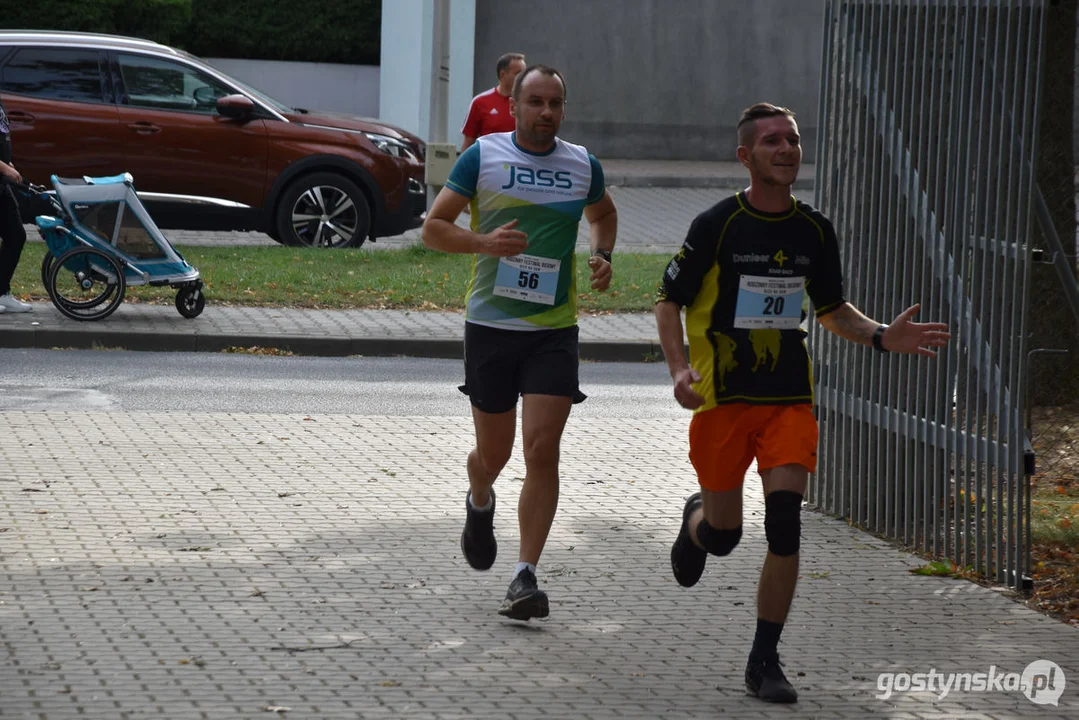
[0,30,166,49]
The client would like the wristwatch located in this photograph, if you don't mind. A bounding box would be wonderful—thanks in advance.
[872,324,889,353]
[591,249,612,264]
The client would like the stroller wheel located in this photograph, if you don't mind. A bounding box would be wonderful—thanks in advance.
[175,285,205,319]
[48,247,126,321]
[40,251,55,289]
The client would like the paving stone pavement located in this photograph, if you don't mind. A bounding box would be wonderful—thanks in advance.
[1,412,1077,719]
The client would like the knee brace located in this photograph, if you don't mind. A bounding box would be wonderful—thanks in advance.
[695,520,743,557]
[764,490,803,556]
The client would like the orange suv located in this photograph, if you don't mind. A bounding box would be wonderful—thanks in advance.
[0,30,427,248]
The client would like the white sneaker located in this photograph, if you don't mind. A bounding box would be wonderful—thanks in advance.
[0,294,32,313]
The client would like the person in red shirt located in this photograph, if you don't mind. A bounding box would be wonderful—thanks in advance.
[460,53,526,152]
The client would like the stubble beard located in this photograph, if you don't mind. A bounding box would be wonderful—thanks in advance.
[754,156,798,188]
[519,123,557,149]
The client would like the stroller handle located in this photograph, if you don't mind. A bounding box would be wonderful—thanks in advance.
[13,181,49,195]
[10,180,63,214]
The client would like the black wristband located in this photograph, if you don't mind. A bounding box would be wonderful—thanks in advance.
[872,324,888,353]
[591,249,612,264]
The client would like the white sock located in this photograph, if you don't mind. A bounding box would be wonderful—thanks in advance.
[468,492,493,512]
[513,562,536,579]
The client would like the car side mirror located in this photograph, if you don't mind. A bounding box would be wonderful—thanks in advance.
[216,94,255,120]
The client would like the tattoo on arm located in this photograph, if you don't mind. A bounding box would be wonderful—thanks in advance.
[821,303,877,345]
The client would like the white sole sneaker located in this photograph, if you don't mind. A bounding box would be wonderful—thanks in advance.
[0,296,32,313]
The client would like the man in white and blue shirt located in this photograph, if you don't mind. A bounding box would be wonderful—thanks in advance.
[423,64,617,621]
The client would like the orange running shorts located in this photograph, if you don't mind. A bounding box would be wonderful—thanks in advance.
[688,403,818,492]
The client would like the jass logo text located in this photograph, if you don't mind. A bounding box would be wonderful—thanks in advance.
[502,165,572,190]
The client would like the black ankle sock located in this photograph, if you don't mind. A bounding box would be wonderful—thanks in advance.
[749,618,784,661]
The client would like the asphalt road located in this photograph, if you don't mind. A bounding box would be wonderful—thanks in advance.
[0,348,684,418]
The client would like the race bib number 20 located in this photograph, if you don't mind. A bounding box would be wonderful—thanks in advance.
[493,254,560,305]
[733,275,805,329]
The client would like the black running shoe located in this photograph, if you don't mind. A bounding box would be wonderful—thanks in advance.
[461,489,496,570]
[497,568,549,621]
[745,654,798,703]
[671,492,707,587]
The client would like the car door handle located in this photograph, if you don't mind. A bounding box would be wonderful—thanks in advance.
[7,111,34,124]
[127,122,161,135]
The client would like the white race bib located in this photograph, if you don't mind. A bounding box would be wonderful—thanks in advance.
[733,275,805,329]
[492,254,560,305]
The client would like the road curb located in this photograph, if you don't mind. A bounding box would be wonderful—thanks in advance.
[0,329,664,363]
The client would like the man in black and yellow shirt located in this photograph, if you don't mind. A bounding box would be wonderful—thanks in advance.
[655,103,951,704]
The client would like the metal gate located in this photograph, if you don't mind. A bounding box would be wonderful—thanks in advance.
[808,0,1050,588]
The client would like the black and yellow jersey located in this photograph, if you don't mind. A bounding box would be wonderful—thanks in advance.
[657,192,845,411]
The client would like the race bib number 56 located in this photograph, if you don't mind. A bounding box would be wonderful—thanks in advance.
[733,275,805,329]
[493,254,560,305]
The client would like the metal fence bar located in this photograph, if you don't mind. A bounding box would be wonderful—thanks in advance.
[882,1,902,542]
[958,0,985,571]
[929,0,955,559]
[1015,0,1047,587]
[897,0,917,547]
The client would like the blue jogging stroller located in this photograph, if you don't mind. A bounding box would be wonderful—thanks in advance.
[30,173,204,321]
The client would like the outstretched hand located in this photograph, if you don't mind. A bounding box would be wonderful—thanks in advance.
[479,219,529,257]
[672,366,705,410]
[884,304,951,357]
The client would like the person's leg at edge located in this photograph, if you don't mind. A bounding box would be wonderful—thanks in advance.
[517,393,572,566]
[468,405,516,509]
[459,405,515,571]
[756,464,806,631]
[0,185,29,303]
[744,462,807,703]
[671,405,753,587]
[685,489,743,553]
[496,393,571,621]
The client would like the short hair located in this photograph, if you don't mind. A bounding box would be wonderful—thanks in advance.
[737,103,796,147]
[511,64,567,102]
[496,53,525,78]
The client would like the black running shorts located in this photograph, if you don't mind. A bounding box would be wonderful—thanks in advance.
[459,322,587,414]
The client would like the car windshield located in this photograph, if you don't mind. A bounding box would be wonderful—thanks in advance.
[179,50,295,115]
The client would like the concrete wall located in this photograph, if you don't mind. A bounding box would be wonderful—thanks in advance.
[448,0,477,146]
[205,58,380,117]
[472,0,825,162]
[378,1,428,135]
[378,0,476,142]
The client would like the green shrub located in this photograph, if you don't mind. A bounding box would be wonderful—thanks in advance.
[0,0,192,45]
[180,0,381,64]
[0,0,380,64]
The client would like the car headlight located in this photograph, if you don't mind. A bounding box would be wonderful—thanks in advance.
[364,133,419,161]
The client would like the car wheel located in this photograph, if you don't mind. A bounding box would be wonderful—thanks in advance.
[275,172,371,249]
